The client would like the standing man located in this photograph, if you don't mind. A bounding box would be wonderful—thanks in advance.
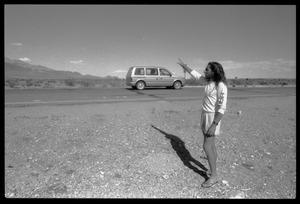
[177,58,228,188]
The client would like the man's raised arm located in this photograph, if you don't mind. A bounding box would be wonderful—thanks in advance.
[177,58,202,80]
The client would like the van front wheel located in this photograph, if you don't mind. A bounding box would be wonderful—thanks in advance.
[136,81,145,90]
[173,81,182,89]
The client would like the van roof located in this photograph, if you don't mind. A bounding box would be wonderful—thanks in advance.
[130,66,167,69]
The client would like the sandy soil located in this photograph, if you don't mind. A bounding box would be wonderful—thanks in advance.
[5,94,296,198]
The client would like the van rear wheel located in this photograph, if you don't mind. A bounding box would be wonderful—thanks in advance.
[136,81,145,90]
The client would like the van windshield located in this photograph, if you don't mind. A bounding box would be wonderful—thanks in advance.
[160,69,171,76]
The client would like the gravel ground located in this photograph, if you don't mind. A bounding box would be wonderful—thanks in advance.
[5,95,296,198]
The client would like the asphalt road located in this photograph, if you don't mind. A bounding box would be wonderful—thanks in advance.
[5,86,296,107]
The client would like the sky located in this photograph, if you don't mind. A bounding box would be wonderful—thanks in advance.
[5,4,296,79]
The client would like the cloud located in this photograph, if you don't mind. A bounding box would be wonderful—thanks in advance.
[11,42,23,46]
[69,60,86,65]
[192,58,207,64]
[112,70,127,73]
[219,60,243,70]
[193,58,295,72]
[110,69,128,78]
[19,57,31,62]
[221,59,296,78]
[192,58,295,78]
[219,59,296,72]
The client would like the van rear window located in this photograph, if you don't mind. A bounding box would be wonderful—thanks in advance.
[134,68,144,75]
[126,67,134,78]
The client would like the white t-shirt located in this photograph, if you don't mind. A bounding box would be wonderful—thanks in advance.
[190,69,228,114]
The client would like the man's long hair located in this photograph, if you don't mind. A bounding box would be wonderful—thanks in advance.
[208,62,227,87]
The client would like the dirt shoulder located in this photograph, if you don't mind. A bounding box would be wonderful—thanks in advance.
[5,95,296,198]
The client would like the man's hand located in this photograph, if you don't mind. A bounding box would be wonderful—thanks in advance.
[177,58,190,73]
[206,124,217,137]
[177,58,186,67]
[206,112,223,137]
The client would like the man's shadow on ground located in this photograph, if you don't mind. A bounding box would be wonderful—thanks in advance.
[151,125,209,180]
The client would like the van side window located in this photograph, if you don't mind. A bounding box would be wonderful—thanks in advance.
[134,68,144,75]
[146,68,158,75]
[160,69,171,76]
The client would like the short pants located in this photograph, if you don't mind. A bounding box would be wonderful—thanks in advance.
[201,111,221,136]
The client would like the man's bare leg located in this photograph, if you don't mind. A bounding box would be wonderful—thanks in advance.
[202,135,218,187]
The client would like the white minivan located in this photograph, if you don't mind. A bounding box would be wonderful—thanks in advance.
[126,66,186,90]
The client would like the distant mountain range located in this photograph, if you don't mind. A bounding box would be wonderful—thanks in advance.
[5,57,103,80]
